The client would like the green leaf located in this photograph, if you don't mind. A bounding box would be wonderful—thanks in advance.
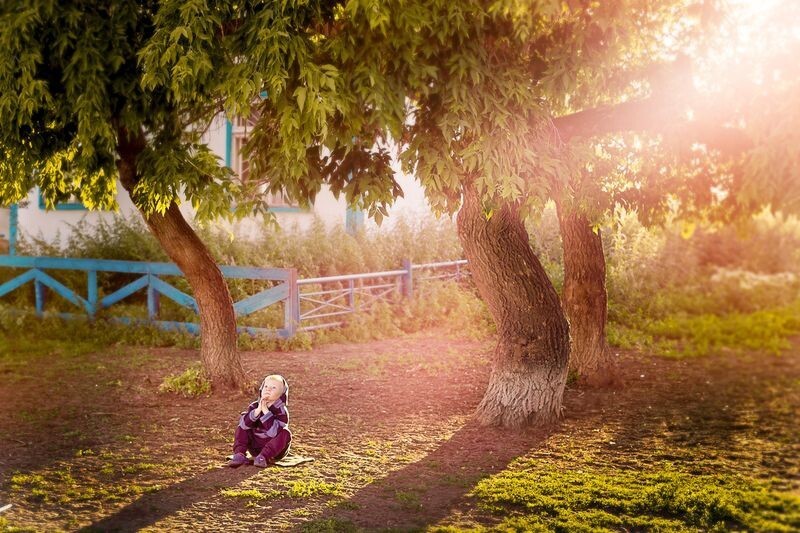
[295,86,307,112]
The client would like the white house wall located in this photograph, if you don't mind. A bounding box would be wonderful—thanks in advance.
[370,160,437,230]
[208,186,353,239]
[14,184,356,245]
[15,186,142,244]
[0,207,9,242]
[11,114,435,247]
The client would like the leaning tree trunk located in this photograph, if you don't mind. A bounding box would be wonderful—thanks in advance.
[556,202,618,387]
[457,184,570,428]
[116,129,246,390]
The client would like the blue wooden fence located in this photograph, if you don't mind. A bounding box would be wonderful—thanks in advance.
[0,256,467,338]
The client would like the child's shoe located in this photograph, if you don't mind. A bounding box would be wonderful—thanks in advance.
[253,454,274,468]
[227,452,249,468]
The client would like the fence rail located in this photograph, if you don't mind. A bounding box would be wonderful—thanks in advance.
[295,260,467,331]
[0,256,468,338]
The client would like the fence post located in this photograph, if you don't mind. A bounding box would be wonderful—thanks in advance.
[347,279,355,311]
[284,268,299,337]
[402,259,413,299]
[87,270,97,319]
[34,278,44,317]
[147,274,160,319]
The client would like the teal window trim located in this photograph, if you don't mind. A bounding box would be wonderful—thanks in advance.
[38,190,88,211]
[270,205,306,213]
[225,90,265,168]
[225,119,233,168]
[9,203,18,255]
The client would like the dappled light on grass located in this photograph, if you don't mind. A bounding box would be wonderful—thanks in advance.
[1,321,799,529]
[0,326,496,530]
[426,343,800,531]
[4,449,182,530]
[608,299,800,358]
[465,466,799,532]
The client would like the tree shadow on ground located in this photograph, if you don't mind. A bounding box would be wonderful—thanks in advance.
[0,348,198,485]
[0,411,126,485]
[78,464,259,533]
[601,351,800,473]
[6,340,799,531]
[307,349,800,530]
[306,419,553,531]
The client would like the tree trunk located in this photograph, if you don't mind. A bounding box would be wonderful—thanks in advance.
[116,128,246,391]
[456,184,570,428]
[556,202,618,387]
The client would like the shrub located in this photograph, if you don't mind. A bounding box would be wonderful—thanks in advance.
[158,363,212,397]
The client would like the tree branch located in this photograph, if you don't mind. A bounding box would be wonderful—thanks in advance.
[552,55,753,155]
[552,93,753,156]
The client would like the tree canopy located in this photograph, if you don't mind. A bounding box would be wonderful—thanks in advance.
[136,0,706,221]
[3,0,798,406]
[5,1,775,225]
[3,1,796,230]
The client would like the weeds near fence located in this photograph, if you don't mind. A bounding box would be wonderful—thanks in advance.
[0,307,198,354]
[18,214,463,278]
[6,208,800,359]
[0,276,492,358]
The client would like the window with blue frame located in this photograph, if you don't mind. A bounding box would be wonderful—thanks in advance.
[226,112,304,213]
[38,191,89,211]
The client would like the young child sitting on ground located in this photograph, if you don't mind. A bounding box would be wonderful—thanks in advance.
[227,374,292,468]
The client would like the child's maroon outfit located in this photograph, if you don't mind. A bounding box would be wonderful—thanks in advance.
[232,377,291,461]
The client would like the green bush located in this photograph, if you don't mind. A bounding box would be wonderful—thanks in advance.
[592,208,800,357]
[7,213,465,310]
[158,363,212,397]
[20,215,167,262]
[612,301,800,358]
[194,214,463,277]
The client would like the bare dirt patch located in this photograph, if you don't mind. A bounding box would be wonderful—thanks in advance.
[1,329,798,531]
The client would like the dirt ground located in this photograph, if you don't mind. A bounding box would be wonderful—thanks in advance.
[0,328,798,532]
